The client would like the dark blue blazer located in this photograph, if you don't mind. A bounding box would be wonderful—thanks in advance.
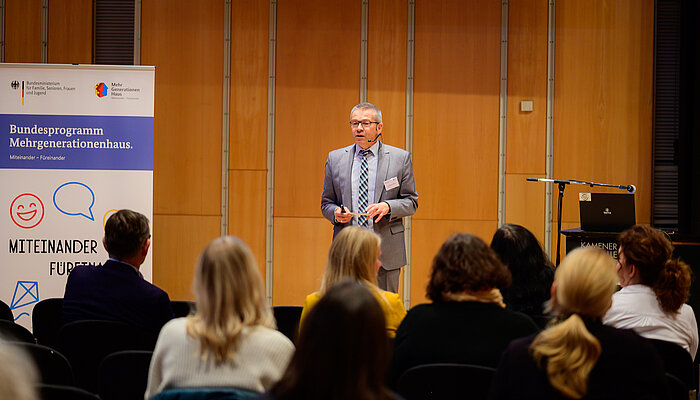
[62,259,174,335]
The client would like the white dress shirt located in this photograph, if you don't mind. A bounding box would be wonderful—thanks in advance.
[603,284,698,360]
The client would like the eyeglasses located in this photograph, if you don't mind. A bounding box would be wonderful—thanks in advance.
[349,120,380,128]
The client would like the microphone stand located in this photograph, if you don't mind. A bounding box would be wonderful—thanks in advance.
[525,178,636,266]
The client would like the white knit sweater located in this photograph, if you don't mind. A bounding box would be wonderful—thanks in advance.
[145,317,295,399]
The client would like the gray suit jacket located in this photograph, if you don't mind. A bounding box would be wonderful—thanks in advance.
[321,142,418,270]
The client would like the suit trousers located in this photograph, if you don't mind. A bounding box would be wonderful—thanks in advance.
[377,266,402,293]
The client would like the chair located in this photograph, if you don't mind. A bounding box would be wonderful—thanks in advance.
[149,387,261,400]
[57,320,158,393]
[0,299,13,321]
[98,350,153,400]
[665,372,689,400]
[0,320,35,343]
[272,306,303,342]
[32,298,64,348]
[171,300,196,318]
[397,363,497,400]
[38,384,101,400]
[14,342,74,385]
[648,338,695,391]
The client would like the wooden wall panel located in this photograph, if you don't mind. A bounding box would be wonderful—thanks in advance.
[153,215,220,301]
[142,0,223,216]
[367,0,407,147]
[272,218,333,306]
[230,0,269,171]
[47,0,92,64]
[228,171,267,280]
[4,0,42,62]
[274,0,360,218]
[505,173,546,243]
[410,219,498,306]
[228,0,269,281]
[553,0,654,232]
[412,0,501,221]
[506,0,547,175]
[142,0,224,296]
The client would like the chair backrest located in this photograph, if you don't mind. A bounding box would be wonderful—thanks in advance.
[666,372,689,400]
[14,342,74,385]
[649,338,695,390]
[98,350,153,400]
[32,298,64,347]
[0,320,35,343]
[171,300,196,318]
[38,384,101,400]
[272,306,303,342]
[397,363,497,400]
[57,320,158,393]
[0,299,13,321]
[149,387,261,400]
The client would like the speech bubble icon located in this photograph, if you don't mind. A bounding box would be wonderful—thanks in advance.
[53,181,96,221]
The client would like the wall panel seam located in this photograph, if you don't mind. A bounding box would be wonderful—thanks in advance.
[221,0,232,236]
[266,0,277,304]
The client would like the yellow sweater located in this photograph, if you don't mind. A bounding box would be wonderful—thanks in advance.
[299,289,406,338]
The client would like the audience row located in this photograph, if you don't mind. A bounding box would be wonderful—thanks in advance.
[1,208,696,400]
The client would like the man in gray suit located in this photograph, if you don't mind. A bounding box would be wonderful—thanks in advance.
[321,103,418,293]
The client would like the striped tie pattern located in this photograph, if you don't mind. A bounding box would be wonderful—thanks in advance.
[358,149,370,227]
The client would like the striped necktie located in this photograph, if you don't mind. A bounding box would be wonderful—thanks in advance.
[358,149,370,228]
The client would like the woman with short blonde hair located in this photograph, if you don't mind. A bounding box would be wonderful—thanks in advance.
[300,227,406,337]
[490,247,667,399]
[145,236,294,398]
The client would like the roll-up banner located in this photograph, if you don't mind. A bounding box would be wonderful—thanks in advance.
[0,64,154,329]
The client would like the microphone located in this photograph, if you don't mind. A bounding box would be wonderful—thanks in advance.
[367,132,382,143]
[526,177,637,194]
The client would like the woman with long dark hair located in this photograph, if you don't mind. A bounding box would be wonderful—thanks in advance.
[266,280,398,400]
[490,224,554,316]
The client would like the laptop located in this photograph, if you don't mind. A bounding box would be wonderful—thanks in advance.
[579,192,636,232]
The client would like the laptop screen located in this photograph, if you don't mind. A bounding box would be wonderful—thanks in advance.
[579,192,636,232]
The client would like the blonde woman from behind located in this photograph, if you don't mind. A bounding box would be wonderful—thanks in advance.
[490,247,667,400]
[299,227,406,337]
[145,236,294,398]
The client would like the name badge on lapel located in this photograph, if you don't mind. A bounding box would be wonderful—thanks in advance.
[384,177,399,191]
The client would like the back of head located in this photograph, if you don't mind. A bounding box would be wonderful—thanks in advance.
[427,233,511,302]
[0,340,38,400]
[271,280,393,400]
[490,224,554,314]
[618,224,691,314]
[530,247,617,399]
[187,236,274,363]
[321,227,381,293]
[104,209,150,260]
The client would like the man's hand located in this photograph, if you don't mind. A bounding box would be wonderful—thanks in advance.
[334,206,353,224]
[366,202,390,223]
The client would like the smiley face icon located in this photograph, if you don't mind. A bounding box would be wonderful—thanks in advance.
[10,193,45,229]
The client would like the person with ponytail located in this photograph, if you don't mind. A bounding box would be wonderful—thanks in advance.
[603,224,698,359]
[490,247,667,399]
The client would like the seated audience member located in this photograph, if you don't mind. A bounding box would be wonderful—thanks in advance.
[490,247,668,400]
[389,233,538,385]
[145,236,294,397]
[603,224,698,359]
[0,339,39,400]
[490,224,555,317]
[62,209,174,335]
[264,280,399,400]
[299,227,406,337]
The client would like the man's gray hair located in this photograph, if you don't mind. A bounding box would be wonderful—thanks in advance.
[350,102,382,123]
